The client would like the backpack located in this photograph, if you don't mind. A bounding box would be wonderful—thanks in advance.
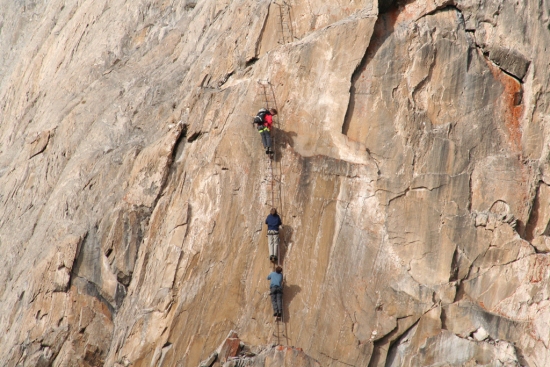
[253,108,269,125]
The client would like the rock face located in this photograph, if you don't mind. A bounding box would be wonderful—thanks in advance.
[197,331,321,367]
[1,0,550,366]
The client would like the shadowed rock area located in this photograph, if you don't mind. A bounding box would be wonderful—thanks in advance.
[1,0,550,366]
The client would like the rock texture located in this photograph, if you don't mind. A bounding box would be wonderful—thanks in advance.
[197,331,321,367]
[1,0,550,366]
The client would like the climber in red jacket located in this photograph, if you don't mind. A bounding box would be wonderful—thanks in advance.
[253,108,278,155]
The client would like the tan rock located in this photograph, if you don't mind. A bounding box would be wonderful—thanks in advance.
[28,130,51,159]
[1,0,550,366]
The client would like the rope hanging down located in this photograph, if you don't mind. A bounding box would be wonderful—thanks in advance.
[257,80,283,265]
[257,80,289,344]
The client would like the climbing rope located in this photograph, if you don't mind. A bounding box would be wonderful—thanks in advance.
[259,80,283,266]
[258,80,287,342]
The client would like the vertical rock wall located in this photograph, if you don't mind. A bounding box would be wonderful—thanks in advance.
[1,0,550,366]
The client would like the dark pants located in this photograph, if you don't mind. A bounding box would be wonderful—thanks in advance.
[270,285,283,313]
[260,129,272,149]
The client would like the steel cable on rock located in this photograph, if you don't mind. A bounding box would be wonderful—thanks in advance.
[259,79,289,344]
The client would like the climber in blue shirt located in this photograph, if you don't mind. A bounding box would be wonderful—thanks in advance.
[267,266,283,317]
[265,208,282,263]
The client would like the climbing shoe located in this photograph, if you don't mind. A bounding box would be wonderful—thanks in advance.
[274,312,278,316]
[277,312,282,317]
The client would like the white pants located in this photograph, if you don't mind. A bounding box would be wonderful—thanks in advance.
[268,230,279,257]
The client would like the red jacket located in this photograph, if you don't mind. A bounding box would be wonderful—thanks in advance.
[264,113,273,130]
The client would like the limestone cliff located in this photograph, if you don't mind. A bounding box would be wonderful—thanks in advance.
[1,0,550,366]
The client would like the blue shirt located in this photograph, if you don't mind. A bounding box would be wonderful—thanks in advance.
[267,272,283,287]
[265,214,282,231]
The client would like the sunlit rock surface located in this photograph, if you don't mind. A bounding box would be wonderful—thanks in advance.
[1,0,550,366]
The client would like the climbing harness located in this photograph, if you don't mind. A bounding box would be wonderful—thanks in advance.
[258,127,270,133]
